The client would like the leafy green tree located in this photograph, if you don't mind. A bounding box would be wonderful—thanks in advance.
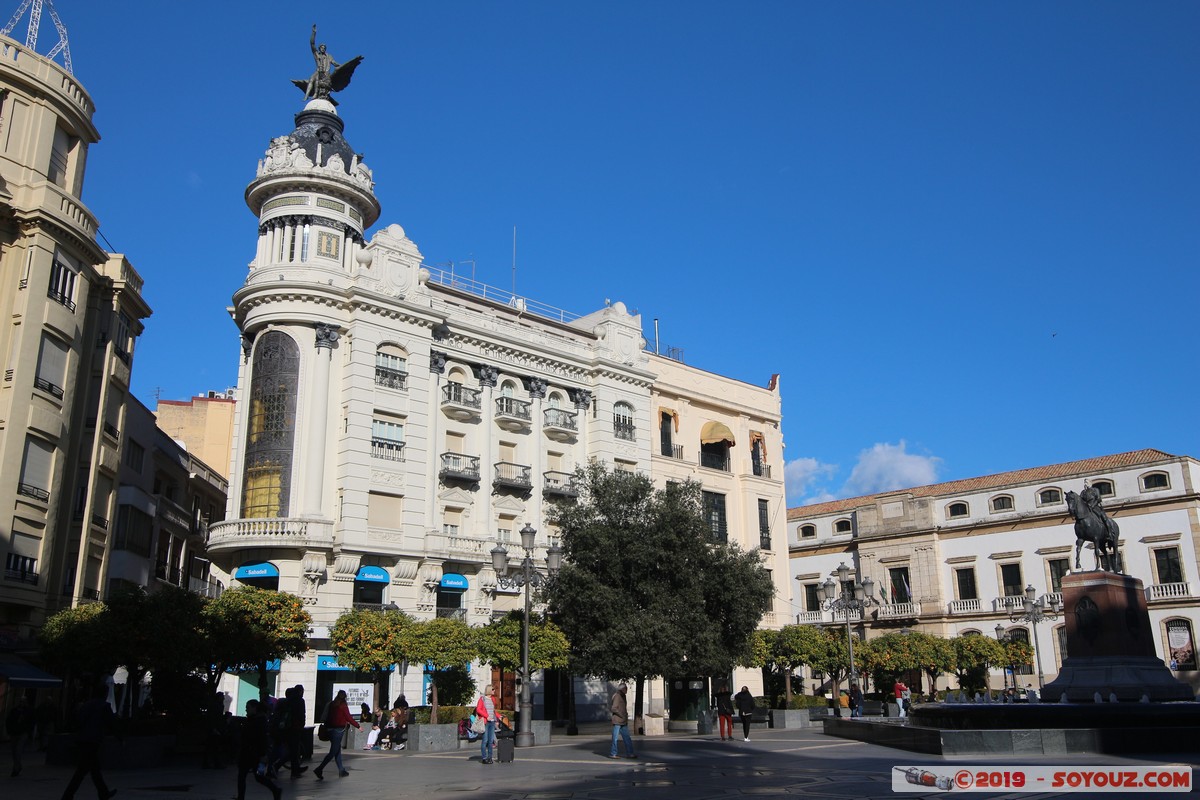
[809,626,864,697]
[545,463,775,719]
[202,587,312,702]
[330,607,413,707]
[40,601,115,678]
[400,617,477,723]
[475,611,570,680]
[771,624,831,703]
[951,633,1006,695]
[911,632,956,695]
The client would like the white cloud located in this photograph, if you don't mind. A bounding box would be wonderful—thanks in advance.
[842,441,940,496]
[784,456,838,505]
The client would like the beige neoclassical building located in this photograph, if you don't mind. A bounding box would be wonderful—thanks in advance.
[207,85,790,720]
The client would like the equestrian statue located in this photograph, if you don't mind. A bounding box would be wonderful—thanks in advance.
[1065,485,1122,572]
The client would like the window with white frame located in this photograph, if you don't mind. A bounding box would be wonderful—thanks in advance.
[1000,562,1024,597]
[833,518,852,534]
[1092,479,1115,497]
[1048,558,1070,592]
[48,258,77,311]
[1037,488,1062,506]
[955,567,978,601]
[947,502,969,518]
[1141,472,1170,492]
[1153,547,1184,586]
[991,494,1014,512]
[800,524,816,539]
[18,436,54,501]
[613,401,635,441]
[35,334,68,399]
[375,345,408,390]
[371,417,405,461]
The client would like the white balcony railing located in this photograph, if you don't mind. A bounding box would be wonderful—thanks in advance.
[796,611,823,624]
[207,518,334,552]
[1147,582,1191,602]
[878,601,920,619]
[948,598,982,615]
[831,607,863,623]
[993,595,1025,613]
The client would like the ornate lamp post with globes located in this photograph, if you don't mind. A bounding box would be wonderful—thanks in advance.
[1006,584,1061,690]
[820,562,876,688]
[491,524,562,747]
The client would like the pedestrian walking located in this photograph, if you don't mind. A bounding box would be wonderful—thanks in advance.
[893,680,909,718]
[59,684,117,800]
[35,696,57,751]
[313,689,359,780]
[713,684,734,741]
[474,684,499,764]
[274,685,307,778]
[608,683,637,758]
[235,699,281,800]
[848,684,864,718]
[6,694,35,776]
[733,686,755,741]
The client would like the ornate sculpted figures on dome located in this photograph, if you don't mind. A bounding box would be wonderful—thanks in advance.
[1066,485,1123,572]
[293,24,364,104]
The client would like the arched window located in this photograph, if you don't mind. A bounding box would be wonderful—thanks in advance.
[1092,480,1115,497]
[800,524,816,539]
[1037,488,1062,506]
[613,402,635,441]
[241,331,299,518]
[1165,618,1196,670]
[990,494,1014,512]
[834,519,852,534]
[1007,627,1033,674]
[1141,472,1170,492]
[947,502,969,519]
[375,344,408,389]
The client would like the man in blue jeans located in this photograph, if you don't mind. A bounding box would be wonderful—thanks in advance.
[608,683,637,759]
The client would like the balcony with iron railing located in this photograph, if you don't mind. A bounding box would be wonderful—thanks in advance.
[494,462,533,491]
[441,383,482,420]
[759,531,772,551]
[33,376,64,399]
[660,442,684,460]
[752,462,772,479]
[103,422,120,441]
[948,598,982,615]
[206,517,335,553]
[543,471,579,499]
[614,420,636,441]
[371,438,405,462]
[90,513,108,530]
[495,397,532,431]
[353,601,387,612]
[436,607,467,620]
[4,567,39,586]
[700,452,730,472]
[544,407,578,441]
[47,286,77,313]
[375,365,408,390]
[1147,582,1191,602]
[188,576,224,599]
[439,452,481,482]
[16,483,49,502]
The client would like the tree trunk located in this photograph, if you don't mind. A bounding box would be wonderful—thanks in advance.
[257,660,269,703]
[634,675,645,727]
[430,679,439,725]
[784,671,792,706]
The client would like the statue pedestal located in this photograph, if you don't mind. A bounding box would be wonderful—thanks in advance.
[1043,571,1192,702]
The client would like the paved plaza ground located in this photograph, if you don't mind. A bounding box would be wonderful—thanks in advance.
[4,726,1198,800]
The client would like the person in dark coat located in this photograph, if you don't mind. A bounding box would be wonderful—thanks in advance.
[7,694,35,776]
[713,684,734,741]
[236,699,281,800]
[60,684,116,800]
[848,684,864,718]
[733,686,756,742]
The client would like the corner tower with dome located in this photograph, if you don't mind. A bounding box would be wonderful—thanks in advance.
[208,42,791,726]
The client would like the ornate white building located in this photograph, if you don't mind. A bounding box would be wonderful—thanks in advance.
[787,449,1200,695]
[208,93,789,719]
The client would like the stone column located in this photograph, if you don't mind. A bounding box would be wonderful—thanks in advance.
[528,377,547,528]
[426,350,447,532]
[478,365,498,537]
[303,323,338,515]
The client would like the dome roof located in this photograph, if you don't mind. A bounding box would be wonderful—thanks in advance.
[290,101,357,176]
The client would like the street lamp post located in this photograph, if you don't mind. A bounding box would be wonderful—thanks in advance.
[491,524,562,748]
[820,562,876,691]
[994,623,1011,691]
[1006,584,1062,690]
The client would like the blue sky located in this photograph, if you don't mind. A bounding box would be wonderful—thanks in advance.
[26,1,1199,506]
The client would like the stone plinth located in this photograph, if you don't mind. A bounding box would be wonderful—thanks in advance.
[1042,571,1191,702]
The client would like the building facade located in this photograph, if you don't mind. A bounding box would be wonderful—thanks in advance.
[0,34,152,640]
[208,89,790,718]
[155,389,238,480]
[787,449,1200,695]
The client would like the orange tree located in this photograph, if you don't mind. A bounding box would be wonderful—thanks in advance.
[202,587,311,702]
[771,624,833,704]
[950,633,1006,695]
[474,610,569,711]
[399,616,477,723]
[330,607,413,708]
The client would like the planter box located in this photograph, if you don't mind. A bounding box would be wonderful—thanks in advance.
[408,723,459,752]
[770,709,813,729]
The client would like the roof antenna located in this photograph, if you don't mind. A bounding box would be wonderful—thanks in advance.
[1,0,73,75]
[511,226,517,297]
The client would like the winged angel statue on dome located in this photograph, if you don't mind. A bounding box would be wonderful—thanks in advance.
[292,24,363,105]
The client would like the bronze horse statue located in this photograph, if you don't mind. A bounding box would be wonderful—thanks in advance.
[1065,488,1122,572]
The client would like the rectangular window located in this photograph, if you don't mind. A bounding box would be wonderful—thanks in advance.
[48,258,77,311]
[443,508,462,537]
[5,552,38,584]
[47,125,74,188]
[1000,563,1024,597]
[955,567,977,601]
[804,583,821,613]
[113,505,153,557]
[114,311,133,362]
[18,436,54,499]
[888,566,912,604]
[241,461,283,518]
[1154,547,1184,585]
[367,492,403,529]
[300,224,310,261]
[35,334,68,398]
[702,491,727,542]
[757,499,771,549]
[123,440,145,473]
[371,418,404,461]
[1048,558,1070,592]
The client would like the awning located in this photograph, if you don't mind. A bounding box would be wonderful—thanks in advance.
[234,561,279,580]
[750,431,766,457]
[700,421,736,446]
[440,573,469,591]
[658,407,679,432]
[0,654,62,687]
[355,566,390,584]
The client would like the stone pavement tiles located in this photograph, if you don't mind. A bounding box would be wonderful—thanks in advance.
[4,728,1199,800]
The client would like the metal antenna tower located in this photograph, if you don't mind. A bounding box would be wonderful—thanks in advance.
[1,0,73,75]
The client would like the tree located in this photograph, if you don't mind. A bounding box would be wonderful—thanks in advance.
[771,624,831,703]
[400,617,477,724]
[951,634,1006,695]
[330,607,412,707]
[475,611,570,676]
[203,587,312,702]
[910,632,956,695]
[40,601,115,681]
[545,463,775,719]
